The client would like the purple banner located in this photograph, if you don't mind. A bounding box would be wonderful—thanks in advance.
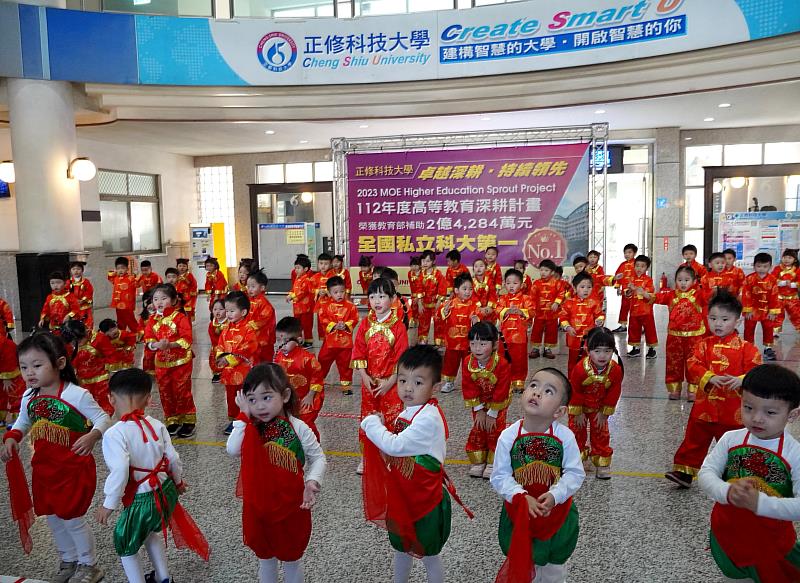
[347,143,590,266]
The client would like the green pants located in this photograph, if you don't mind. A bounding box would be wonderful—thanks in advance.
[114,479,178,557]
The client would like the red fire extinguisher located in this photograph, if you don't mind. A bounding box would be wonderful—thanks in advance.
[660,272,668,291]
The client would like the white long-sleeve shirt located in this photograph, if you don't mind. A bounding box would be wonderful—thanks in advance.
[226,416,327,486]
[11,382,111,437]
[698,428,800,521]
[490,420,585,506]
[101,415,184,510]
[361,402,447,464]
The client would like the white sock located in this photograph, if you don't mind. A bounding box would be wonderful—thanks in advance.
[143,533,169,582]
[393,551,413,583]
[121,554,146,583]
[422,555,444,583]
[283,559,304,583]
[258,558,278,583]
[534,563,566,583]
[47,515,78,563]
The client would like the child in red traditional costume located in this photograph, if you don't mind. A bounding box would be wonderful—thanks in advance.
[722,248,746,297]
[108,257,139,332]
[215,291,258,435]
[69,261,94,329]
[357,255,374,306]
[444,249,469,297]
[514,260,534,295]
[558,272,605,372]
[208,298,227,384]
[2,332,111,583]
[702,252,739,302]
[175,258,198,323]
[287,255,315,345]
[362,345,471,583]
[135,259,162,297]
[246,269,277,364]
[311,253,335,341]
[416,250,446,345]
[408,256,423,329]
[275,317,325,441]
[484,246,503,292]
[231,258,255,293]
[529,259,563,360]
[666,291,762,488]
[0,294,14,336]
[382,268,412,330]
[331,254,352,298]
[96,368,209,583]
[0,331,25,430]
[773,248,800,335]
[100,318,137,374]
[625,254,658,359]
[463,322,512,479]
[227,364,326,583]
[496,268,534,393]
[61,320,114,416]
[698,364,800,583]
[568,328,623,480]
[317,276,358,396]
[432,250,467,347]
[472,258,498,324]
[203,255,228,309]
[586,250,608,305]
[655,265,706,401]
[611,243,638,333]
[742,252,781,362]
[439,273,479,394]
[39,271,79,333]
[490,367,585,583]
[163,269,181,309]
[682,243,707,282]
[144,284,196,439]
[352,277,409,474]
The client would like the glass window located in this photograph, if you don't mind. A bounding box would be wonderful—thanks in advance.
[764,142,800,164]
[786,175,800,212]
[102,0,212,16]
[285,163,313,183]
[408,0,453,11]
[685,188,705,229]
[623,147,649,165]
[684,229,704,261]
[456,0,471,7]
[256,164,284,183]
[723,144,762,166]
[98,169,161,254]
[337,0,352,16]
[354,0,406,15]
[685,145,722,187]
[197,166,237,267]
[313,161,334,181]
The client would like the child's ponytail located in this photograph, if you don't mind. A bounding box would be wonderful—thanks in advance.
[59,319,88,361]
[497,329,512,365]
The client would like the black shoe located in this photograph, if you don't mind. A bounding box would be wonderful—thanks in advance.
[627,347,641,357]
[665,470,693,488]
[764,347,777,361]
[166,424,181,436]
[145,573,173,583]
[612,325,627,333]
[223,422,234,435]
[302,341,314,348]
[211,373,221,384]
[646,347,657,359]
[176,423,196,439]
[342,389,353,396]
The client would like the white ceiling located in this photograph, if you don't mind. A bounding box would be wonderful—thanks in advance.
[66,80,800,156]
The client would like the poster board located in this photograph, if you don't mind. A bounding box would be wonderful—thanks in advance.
[718,211,800,266]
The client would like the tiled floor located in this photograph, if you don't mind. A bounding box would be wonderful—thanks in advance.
[2,296,799,582]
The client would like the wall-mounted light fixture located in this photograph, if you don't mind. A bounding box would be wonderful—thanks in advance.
[67,157,97,181]
[301,191,313,203]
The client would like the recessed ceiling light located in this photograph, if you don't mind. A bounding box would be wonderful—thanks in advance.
[359,124,369,129]
[704,117,715,122]
[594,109,606,114]
[685,137,693,141]
[264,130,275,135]
[480,116,491,121]
[299,140,309,144]
[718,103,732,108]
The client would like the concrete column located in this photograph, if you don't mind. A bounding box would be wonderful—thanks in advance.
[7,78,83,252]
[652,127,683,285]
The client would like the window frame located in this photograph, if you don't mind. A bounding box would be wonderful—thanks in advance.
[98,169,164,255]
